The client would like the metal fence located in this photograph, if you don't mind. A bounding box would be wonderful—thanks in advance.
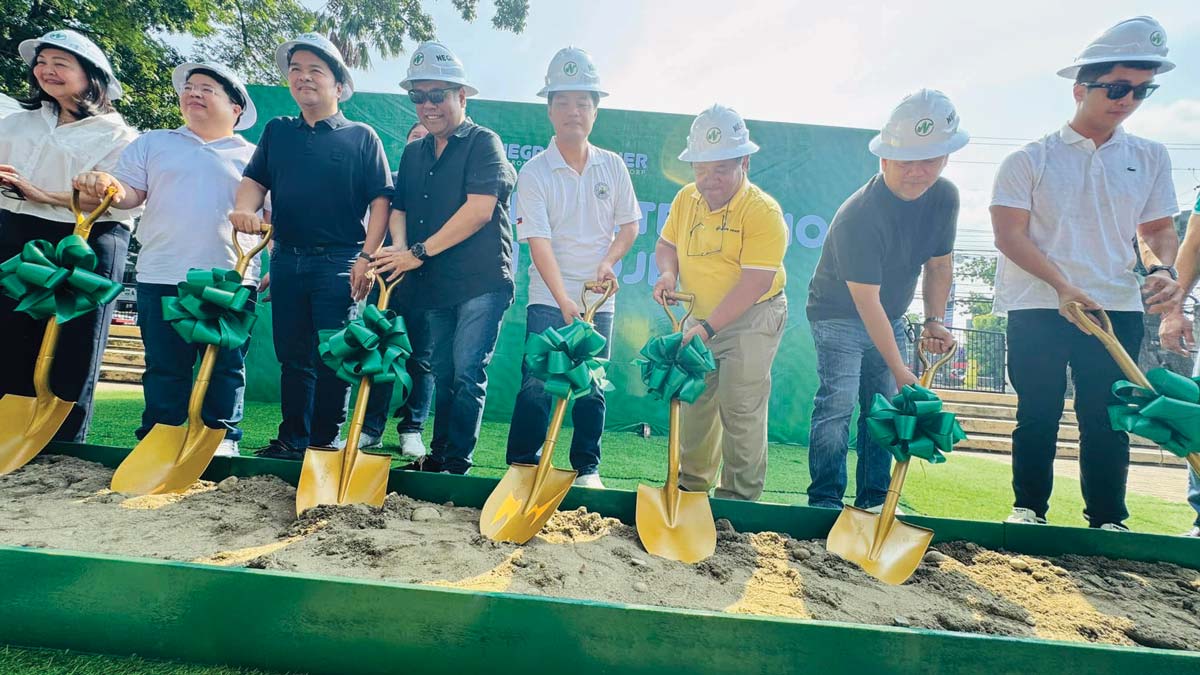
[905,322,1007,393]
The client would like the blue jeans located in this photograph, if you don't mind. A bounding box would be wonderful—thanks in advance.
[424,290,512,474]
[136,283,253,442]
[807,317,908,509]
[505,306,613,476]
[270,246,359,449]
[1190,468,1200,528]
[363,297,433,439]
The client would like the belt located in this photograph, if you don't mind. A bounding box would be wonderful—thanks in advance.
[275,244,361,256]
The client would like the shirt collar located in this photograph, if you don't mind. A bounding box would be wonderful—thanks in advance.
[295,111,349,130]
[170,125,247,146]
[1060,122,1127,150]
[38,102,123,130]
[691,176,751,215]
[545,137,601,172]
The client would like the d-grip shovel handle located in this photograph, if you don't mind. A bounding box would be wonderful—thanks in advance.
[230,225,273,276]
[581,280,617,323]
[1064,301,1151,389]
[70,187,119,239]
[917,343,957,389]
[661,292,696,333]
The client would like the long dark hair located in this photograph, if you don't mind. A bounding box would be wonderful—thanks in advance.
[18,45,116,120]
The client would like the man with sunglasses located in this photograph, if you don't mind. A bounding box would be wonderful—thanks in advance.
[805,89,967,513]
[991,16,1180,531]
[652,104,787,502]
[372,42,516,475]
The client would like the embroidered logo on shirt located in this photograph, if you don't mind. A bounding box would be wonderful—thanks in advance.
[594,182,611,199]
[1126,167,1137,172]
[914,118,935,137]
[516,217,523,226]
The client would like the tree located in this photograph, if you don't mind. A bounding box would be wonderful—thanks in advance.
[1,0,529,129]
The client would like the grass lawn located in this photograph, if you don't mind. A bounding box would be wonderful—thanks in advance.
[0,646,288,675]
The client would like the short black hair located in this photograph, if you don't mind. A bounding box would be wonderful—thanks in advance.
[19,44,115,120]
[548,90,600,107]
[288,45,345,84]
[1075,60,1160,83]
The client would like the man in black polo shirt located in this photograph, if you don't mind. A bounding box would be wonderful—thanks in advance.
[805,90,966,511]
[372,41,516,475]
[229,33,392,459]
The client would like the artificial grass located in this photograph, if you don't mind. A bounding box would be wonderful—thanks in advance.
[0,645,290,675]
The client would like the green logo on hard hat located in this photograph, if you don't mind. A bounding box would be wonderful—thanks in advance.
[1149,31,1164,47]
[914,118,935,137]
[413,52,425,66]
[706,127,722,144]
[563,61,578,76]
[48,31,67,40]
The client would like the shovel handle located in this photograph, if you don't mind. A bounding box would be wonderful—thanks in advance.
[581,279,617,323]
[230,225,273,276]
[661,292,696,333]
[916,342,957,389]
[1064,302,1151,389]
[70,187,119,239]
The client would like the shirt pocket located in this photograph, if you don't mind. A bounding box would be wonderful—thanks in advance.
[686,221,726,258]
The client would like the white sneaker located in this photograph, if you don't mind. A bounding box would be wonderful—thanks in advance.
[399,432,427,459]
[1005,507,1046,525]
[359,433,383,450]
[573,473,605,488]
[1184,526,1200,538]
[313,437,345,450]
[1099,523,1130,533]
[866,503,904,516]
[215,439,239,457]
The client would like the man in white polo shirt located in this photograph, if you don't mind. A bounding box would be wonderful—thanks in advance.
[990,16,1181,531]
[504,47,640,488]
[75,62,265,457]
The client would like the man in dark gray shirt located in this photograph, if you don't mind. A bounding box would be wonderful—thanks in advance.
[805,89,965,512]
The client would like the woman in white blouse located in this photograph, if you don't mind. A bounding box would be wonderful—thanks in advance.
[0,29,138,442]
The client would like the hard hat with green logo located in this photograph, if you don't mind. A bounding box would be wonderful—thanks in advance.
[1057,16,1174,79]
[869,89,969,161]
[18,29,122,99]
[400,41,478,96]
[538,46,608,98]
[171,61,258,131]
[274,33,355,101]
[677,104,760,163]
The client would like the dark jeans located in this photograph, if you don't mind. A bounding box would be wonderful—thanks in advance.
[363,287,433,439]
[505,305,613,476]
[270,246,359,449]
[135,283,254,442]
[1007,309,1143,527]
[423,289,512,474]
[0,211,129,442]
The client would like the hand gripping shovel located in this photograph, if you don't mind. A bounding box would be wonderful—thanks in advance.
[0,188,119,475]
[480,280,617,543]
[110,226,273,494]
[1065,302,1200,477]
[635,292,717,563]
[826,344,956,585]
[295,273,405,516]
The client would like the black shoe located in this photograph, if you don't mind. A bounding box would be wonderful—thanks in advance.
[400,456,450,473]
[254,440,304,461]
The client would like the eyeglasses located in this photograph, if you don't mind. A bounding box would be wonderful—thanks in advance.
[182,83,224,98]
[408,87,461,105]
[1080,81,1159,101]
[686,208,735,257]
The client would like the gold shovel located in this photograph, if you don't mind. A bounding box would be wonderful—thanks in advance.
[479,280,617,543]
[635,292,717,563]
[110,227,272,495]
[826,344,956,585]
[0,188,119,475]
[295,273,404,516]
[1064,302,1200,476]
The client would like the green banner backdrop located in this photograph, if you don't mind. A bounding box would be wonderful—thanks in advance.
[239,85,876,444]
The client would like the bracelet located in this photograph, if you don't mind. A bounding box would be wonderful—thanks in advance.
[699,319,716,339]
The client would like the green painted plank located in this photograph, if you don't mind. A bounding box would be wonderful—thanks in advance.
[0,546,1194,675]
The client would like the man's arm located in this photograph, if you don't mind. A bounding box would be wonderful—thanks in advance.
[229,178,269,233]
[387,209,408,250]
[652,238,680,305]
[528,237,581,322]
[847,282,918,388]
[1158,212,1200,355]
[1136,215,1183,313]
[597,222,638,283]
[700,269,777,334]
[919,254,955,353]
[72,172,146,210]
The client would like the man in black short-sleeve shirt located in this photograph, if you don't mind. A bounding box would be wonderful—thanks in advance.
[373,41,516,475]
[804,89,967,511]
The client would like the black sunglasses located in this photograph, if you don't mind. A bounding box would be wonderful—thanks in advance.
[1080,81,1159,101]
[407,87,461,105]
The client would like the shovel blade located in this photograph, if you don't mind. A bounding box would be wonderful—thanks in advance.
[0,393,73,475]
[826,506,933,585]
[479,463,576,544]
[635,484,716,563]
[110,423,226,495]
[296,447,391,516]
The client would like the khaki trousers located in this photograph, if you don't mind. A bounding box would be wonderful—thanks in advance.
[679,293,787,501]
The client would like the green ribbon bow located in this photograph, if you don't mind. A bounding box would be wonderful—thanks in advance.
[1109,368,1200,458]
[0,235,123,322]
[318,305,413,399]
[162,268,257,349]
[866,384,966,464]
[525,319,610,400]
[636,332,716,403]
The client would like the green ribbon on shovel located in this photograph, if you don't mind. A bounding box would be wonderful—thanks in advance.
[162,268,256,349]
[525,319,610,400]
[1109,368,1200,459]
[0,235,122,322]
[866,384,966,464]
[318,305,413,396]
[636,332,716,403]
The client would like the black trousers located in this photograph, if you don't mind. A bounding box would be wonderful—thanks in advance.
[0,210,130,442]
[1006,308,1143,527]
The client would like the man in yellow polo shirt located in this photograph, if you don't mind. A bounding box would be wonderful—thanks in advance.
[653,104,788,501]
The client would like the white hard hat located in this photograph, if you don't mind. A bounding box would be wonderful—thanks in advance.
[18,29,122,100]
[400,41,478,97]
[1057,16,1175,79]
[171,62,258,131]
[869,89,969,161]
[677,104,760,163]
[537,46,607,98]
[275,33,355,102]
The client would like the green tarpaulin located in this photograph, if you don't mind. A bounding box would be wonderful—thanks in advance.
[239,85,876,444]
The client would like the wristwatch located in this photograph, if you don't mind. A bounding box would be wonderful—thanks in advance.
[356,251,373,262]
[699,319,717,339]
[410,242,431,261]
[923,317,944,325]
[1147,265,1178,280]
